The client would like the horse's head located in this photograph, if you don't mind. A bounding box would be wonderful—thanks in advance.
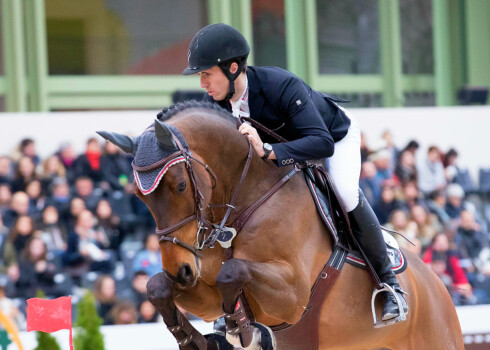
[97,118,214,287]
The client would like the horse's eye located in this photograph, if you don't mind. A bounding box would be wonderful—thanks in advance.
[177,181,187,193]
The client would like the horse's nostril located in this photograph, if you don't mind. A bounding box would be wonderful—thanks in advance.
[178,263,194,284]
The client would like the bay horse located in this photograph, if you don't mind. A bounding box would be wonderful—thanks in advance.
[98,102,463,350]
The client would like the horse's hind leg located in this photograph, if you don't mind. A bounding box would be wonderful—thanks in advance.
[216,259,278,350]
[147,272,230,350]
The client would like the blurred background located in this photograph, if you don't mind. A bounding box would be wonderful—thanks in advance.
[0,0,489,349]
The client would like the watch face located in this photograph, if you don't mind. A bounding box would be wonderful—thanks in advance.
[264,143,273,151]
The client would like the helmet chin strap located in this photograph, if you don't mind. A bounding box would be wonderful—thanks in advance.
[218,58,247,101]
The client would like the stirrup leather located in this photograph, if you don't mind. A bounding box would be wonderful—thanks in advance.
[371,283,408,328]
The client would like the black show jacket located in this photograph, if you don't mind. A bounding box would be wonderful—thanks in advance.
[205,66,351,166]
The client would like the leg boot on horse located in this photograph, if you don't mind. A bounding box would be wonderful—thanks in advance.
[147,272,231,350]
[348,189,408,323]
[216,259,276,350]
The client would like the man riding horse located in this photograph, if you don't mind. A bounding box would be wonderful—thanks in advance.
[182,23,408,323]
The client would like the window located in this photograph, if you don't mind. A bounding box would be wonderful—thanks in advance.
[45,0,209,75]
[400,0,433,74]
[316,0,380,74]
[252,0,287,69]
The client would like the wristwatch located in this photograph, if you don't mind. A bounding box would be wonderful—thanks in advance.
[261,143,273,160]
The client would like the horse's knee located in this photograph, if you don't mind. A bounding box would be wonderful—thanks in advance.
[147,272,173,304]
[216,259,251,292]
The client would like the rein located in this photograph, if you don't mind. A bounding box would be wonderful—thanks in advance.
[144,117,300,259]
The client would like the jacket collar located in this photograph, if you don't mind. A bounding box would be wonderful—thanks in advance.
[246,67,264,121]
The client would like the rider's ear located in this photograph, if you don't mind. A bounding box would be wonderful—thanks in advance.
[154,119,178,150]
[96,131,136,155]
[229,62,239,75]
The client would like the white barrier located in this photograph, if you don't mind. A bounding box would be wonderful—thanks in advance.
[10,305,490,349]
[1,106,489,179]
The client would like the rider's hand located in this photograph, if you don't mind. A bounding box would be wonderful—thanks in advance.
[239,123,265,157]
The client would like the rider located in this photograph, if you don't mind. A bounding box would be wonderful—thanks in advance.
[182,23,408,323]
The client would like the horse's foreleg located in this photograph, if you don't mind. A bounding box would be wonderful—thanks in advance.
[216,259,294,350]
[147,272,218,350]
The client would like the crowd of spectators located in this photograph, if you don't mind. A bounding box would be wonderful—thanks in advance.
[0,132,489,330]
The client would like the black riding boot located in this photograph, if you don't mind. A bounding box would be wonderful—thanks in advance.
[348,189,408,321]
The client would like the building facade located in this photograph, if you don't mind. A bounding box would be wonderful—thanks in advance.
[0,0,489,112]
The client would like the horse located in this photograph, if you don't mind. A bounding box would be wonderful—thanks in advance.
[97,101,464,350]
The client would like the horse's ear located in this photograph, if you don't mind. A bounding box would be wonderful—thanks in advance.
[154,119,178,150]
[96,131,136,154]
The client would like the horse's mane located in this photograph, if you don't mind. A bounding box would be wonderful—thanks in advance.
[157,100,236,125]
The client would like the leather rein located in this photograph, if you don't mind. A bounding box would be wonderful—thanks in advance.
[138,117,301,259]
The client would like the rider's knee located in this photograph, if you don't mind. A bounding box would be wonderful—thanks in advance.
[147,272,173,302]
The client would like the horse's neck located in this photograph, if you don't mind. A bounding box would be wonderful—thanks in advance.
[175,115,285,216]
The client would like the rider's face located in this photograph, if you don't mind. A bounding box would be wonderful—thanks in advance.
[199,66,229,101]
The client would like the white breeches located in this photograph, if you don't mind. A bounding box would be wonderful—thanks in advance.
[328,108,361,212]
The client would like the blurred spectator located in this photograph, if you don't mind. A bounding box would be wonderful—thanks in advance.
[94,275,118,325]
[16,236,62,299]
[74,138,103,183]
[9,215,36,256]
[38,206,67,256]
[65,197,86,233]
[11,156,37,193]
[74,176,101,212]
[401,139,420,157]
[45,177,71,230]
[410,205,441,249]
[100,141,132,192]
[368,149,394,184]
[94,199,125,253]
[359,161,382,207]
[110,300,138,325]
[0,213,18,281]
[0,184,12,213]
[445,183,472,220]
[374,185,403,225]
[385,209,418,249]
[417,146,446,196]
[395,150,417,185]
[63,210,113,276]
[0,156,14,185]
[13,138,40,166]
[360,132,371,163]
[0,280,25,329]
[120,270,149,309]
[423,233,476,305]
[138,300,159,323]
[427,189,451,228]
[56,143,77,184]
[443,148,460,183]
[455,210,487,261]
[40,155,66,193]
[380,130,398,172]
[25,179,46,219]
[399,181,428,213]
[10,193,29,217]
[132,234,162,277]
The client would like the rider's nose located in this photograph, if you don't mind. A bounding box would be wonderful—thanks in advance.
[178,263,194,286]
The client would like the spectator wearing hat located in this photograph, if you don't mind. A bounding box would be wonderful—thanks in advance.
[368,149,395,185]
[417,146,446,196]
[445,183,474,220]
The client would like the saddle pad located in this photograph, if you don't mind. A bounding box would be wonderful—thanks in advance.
[305,173,339,246]
[346,230,408,274]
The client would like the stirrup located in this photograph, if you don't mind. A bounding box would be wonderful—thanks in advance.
[371,283,407,328]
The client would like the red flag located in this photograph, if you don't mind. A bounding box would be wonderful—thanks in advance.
[27,296,73,350]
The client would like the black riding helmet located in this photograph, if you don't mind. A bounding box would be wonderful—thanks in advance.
[183,23,250,100]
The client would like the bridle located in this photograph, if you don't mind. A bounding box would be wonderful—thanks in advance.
[136,117,302,259]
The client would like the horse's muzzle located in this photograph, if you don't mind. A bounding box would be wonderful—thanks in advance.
[176,263,197,287]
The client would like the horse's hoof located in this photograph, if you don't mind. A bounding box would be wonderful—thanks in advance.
[205,333,234,350]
